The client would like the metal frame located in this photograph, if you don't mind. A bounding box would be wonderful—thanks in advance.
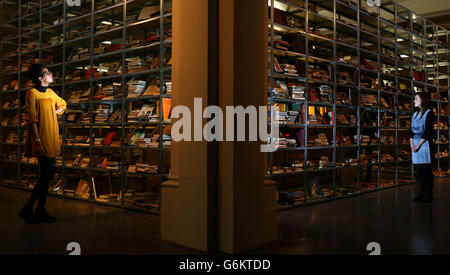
[268,0,450,210]
[0,0,172,215]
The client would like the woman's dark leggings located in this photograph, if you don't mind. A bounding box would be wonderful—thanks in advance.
[417,164,434,200]
[26,156,56,211]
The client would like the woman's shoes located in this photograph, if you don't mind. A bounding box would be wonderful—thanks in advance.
[19,205,57,224]
[19,204,34,224]
[33,209,57,223]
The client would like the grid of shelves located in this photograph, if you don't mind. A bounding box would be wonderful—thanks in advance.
[268,0,450,210]
[0,0,173,214]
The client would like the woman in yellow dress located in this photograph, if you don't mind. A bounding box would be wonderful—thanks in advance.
[19,64,67,224]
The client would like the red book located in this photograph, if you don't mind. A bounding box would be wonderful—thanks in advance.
[103,132,117,145]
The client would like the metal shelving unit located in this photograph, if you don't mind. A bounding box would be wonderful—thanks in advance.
[268,0,450,210]
[0,0,172,215]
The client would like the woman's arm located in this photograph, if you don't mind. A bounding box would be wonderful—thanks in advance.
[413,111,434,152]
[52,89,67,115]
[25,91,45,156]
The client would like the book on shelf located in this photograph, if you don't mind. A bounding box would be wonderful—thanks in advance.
[290,84,306,100]
[314,133,330,146]
[75,178,90,199]
[138,5,162,21]
[103,131,118,146]
[308,88,319,102]
[127,80,147,98]
[318,85,332,102]
[278,190,306,206]
[126,56,152,73]
[280,64,298,77]
[274,40,291,51]
[143,84,160,96]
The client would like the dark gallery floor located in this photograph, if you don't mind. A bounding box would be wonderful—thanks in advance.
[1,179,450,255]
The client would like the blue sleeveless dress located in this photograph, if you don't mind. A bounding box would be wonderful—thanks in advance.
[412,110,432,164]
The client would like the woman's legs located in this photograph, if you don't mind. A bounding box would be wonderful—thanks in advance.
[417,164,434,202]
[20,155,56,223]
[35,156,55,213]
[423,164,434,201]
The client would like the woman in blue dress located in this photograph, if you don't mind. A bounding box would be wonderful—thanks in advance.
[411,92,435,203]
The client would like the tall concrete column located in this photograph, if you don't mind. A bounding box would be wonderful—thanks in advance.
[218,0,278,254]
[161,0,277,253]
[160,0,219,252]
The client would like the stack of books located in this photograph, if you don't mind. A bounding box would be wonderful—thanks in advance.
[314,133,329,146]
[361,94,377,106]
[94,45,105,55]
[274,40,291,51]
[126,57,150,73]
[105,161,120,171]
[277,137,288,149]
[93,105,111,124]
[94,138,105,146]
[78,112,91,124]
[93,84,121,101]
[280,64,299,77]
[319,85,332,102]
[46,35,63,47]
[67,111,80,123]
[162,134,171,147]
[309,114,319,125]
[67,89,89,103]
[67,136,89,147]
[278,190,306,206]
[310,69,330,81]
[79,156,90,168]
[135,163,159,174]
[355,135,371,146]
[5,132,19,144]
[127,109,140,123]
[74,48,90,60]
[290,85,306,100]
[127,80,147,98]
[164,81,172,95]
[124,191,160,210]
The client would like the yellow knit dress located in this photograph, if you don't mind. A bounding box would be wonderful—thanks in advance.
[25,88,67,158]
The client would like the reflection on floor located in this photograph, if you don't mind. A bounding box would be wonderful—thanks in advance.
[1,178,450,255]
[0,186,203,255]
[249,178,450,255]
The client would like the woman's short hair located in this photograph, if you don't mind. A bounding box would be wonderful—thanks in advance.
[29,64,47,86]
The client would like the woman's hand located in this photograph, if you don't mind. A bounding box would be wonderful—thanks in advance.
[412,139,426,153]
[56,108,65,115]
[39,146,46,157]
[410,139,416,153]
[36,140,46,157]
